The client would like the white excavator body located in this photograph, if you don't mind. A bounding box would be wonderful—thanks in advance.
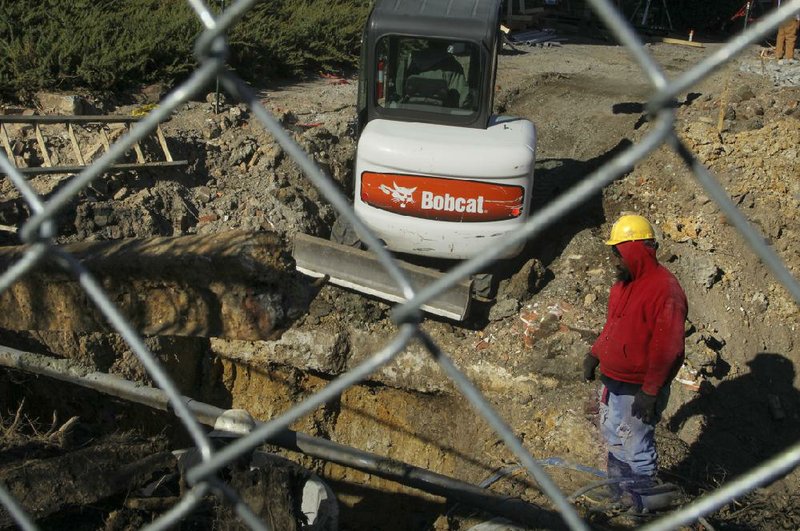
[355,117,536,260]
[292,0,538,320]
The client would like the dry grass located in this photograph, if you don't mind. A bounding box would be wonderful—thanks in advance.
[0,399,80,451]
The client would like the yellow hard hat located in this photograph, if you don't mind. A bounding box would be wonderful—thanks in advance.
[605,214,655,246]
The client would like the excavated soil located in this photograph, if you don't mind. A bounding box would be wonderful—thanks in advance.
[1,33,799,531]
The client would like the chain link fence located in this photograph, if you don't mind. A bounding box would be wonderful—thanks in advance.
[1,0,800,529]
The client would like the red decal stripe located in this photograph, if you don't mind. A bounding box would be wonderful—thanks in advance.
[361,172,524,222]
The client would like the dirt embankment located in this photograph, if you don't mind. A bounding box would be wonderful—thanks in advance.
[0,38,799,530]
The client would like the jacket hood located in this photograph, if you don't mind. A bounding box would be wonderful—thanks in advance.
[616,240,658,279]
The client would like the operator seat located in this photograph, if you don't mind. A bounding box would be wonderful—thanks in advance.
[404,47,466,108]
[404,75,448,105]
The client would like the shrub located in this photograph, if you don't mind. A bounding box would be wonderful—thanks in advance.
[0,0,201,98]
[0,0,370,100]
[227,0,370,80]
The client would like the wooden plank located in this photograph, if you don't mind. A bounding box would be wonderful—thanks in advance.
[83,128,123,162]
[0,123,20,167]
[0,114,140,124]
[0,160,188,176]
[660,37,704,48]
[34,124,52,167]
[67,123,86,165]
[99,128,112,153]
[126,123,146,163]
[85,126,124,162]
[0,231,289,340]
[133,142,145,163]
[155,124,173,162]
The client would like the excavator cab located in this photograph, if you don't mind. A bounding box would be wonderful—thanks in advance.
[356,0,501,132]
[294,0,537,320]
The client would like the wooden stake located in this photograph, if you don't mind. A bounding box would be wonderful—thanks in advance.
[0,123,20,167]
[34,124,52,167]
[67,123,86,165]
[155,124,174,162]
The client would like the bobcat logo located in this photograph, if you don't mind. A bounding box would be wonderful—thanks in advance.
[378,182,417,208]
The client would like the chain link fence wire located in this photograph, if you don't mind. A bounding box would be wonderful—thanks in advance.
[1,0,800,529]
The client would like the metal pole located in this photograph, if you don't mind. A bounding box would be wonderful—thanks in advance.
[214,0,226,114]
[660,0,673,30]
[744,1,752,30]
[641,0,651,25]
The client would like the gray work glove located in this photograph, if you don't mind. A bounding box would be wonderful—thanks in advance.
[631,389,658,424]
[583,353,600,382]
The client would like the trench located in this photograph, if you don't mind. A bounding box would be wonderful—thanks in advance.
[0,328,582,530]
[0,225,614,529]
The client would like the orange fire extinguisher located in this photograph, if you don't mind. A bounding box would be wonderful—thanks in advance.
[377,58,385,99]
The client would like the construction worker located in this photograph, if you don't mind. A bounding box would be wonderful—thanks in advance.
[407,40,470,108]
[582,214,687,511]
[774,0,799,63]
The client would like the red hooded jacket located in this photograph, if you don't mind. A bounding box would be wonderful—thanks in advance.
[591,240,688,395]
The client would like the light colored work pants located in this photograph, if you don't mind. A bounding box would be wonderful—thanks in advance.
[599,385,668,477]
[775,17,799,60]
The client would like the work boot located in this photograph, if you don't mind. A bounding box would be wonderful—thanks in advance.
[620,477,680,513]
[581,485,619,506]
[606,453,633,498]
[582,454,632,507]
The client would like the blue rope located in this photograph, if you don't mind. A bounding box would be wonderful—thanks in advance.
[479,458,606,489]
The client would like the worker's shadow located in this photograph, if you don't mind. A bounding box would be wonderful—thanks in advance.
[665,352,800,492]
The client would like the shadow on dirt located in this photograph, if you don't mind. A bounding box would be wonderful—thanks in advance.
[524,137,633,265]
[465,138,632,327]
[612,92,702,130]
[667,352,800,491]
[330,476,568,531]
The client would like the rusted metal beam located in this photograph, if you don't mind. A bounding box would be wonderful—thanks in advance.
[0,231,297,340]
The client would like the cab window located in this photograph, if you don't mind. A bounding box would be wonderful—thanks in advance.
[376,36,480,117]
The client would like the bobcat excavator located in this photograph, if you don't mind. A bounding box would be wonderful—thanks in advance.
[293,0,537,320]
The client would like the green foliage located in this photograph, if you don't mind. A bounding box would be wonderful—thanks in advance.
[0,0,201,98]
[228,0,370,80]
[0,0,371,100]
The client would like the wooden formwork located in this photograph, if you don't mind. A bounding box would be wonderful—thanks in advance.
[0,114,187,176]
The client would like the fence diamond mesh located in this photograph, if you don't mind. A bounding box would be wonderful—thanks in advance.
[1,0,800,529]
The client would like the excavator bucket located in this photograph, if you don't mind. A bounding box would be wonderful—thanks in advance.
[292,233,472,321]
